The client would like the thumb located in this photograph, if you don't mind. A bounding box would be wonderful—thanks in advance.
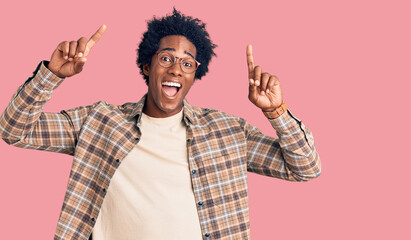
[73,57,87,73]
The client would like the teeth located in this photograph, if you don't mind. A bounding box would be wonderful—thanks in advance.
[162,82,181,88]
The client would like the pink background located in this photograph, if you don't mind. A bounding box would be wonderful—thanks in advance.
[0,0,410,239]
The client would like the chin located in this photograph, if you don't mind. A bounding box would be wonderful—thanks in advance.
[158,101,182,114]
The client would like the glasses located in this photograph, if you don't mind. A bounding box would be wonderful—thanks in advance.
[156,51,200,74]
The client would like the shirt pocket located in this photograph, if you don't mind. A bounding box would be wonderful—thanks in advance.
[200,149,247,208]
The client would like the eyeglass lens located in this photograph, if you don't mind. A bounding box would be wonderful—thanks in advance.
[158,52,198,73]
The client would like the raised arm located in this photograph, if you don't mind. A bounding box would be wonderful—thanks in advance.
[245,44,321,181]
[0,25,106,155]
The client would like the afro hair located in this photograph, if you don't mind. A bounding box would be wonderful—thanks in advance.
[137,8,217,85]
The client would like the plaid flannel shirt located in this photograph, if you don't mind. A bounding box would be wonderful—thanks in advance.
[0,61,321,240]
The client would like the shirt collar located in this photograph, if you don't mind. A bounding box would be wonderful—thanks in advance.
[130,94,197,126]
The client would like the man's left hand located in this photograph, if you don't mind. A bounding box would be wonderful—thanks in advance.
[247,44,283,112]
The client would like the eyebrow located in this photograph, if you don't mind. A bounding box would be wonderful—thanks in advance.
[158,47,195,59]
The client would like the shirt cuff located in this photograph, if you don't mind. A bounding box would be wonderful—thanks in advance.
[30,61,66,91]
[267,109,303,135]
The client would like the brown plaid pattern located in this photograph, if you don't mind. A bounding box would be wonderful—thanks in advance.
[0,61,321,240]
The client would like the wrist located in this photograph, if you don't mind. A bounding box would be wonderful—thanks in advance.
[47,62,65,78]
[261,107,276,112]
[262,102,288,119]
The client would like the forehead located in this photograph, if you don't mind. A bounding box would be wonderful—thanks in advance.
[158,35,197,57]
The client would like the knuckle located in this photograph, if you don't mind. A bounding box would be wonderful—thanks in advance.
[254,66,262,78]
[269,77,276,83]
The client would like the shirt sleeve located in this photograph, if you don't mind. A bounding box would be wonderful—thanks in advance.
[0,61,94,155]
[244,110,321,182]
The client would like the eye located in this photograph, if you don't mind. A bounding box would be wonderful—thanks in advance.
[183,62,193,68]
[161,56,172,62]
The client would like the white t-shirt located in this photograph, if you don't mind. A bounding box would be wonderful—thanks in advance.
[92,110,202,240]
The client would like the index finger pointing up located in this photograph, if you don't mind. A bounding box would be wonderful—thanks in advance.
[84,24,107,56]
[246,44,255,79]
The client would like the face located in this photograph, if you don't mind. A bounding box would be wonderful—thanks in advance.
[143,35,197,118]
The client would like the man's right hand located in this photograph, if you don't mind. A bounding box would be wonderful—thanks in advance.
[48,25,107,78]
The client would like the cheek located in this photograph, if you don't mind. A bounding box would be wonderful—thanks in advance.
[183,82,194,94]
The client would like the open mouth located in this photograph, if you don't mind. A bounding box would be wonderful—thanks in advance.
[162,81,181,98]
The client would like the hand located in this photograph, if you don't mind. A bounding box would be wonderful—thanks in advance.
[48,25,107,78]
[247,44,283,112]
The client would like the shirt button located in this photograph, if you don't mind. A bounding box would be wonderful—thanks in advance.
[135,138,140,141]
[192,169,196,174]
[116,159,120,163]
[205,233,210,237]
[91,217,95,221]
[103,188,106,192]
[198,201,203,206]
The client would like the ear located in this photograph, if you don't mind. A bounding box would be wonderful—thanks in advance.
[143,64,150,76]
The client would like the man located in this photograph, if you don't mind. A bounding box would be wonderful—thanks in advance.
[0,9,320,240]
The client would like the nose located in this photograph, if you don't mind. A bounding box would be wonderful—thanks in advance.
[167,59,183,77]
